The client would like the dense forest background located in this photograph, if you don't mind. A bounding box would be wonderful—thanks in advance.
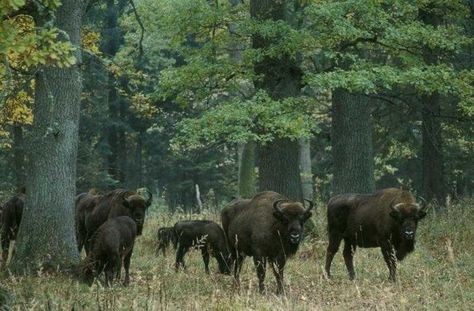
[1,0,473,214]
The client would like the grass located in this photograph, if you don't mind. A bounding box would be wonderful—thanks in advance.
[1,200,473,310]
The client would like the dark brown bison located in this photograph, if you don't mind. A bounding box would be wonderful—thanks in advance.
[222,191,314,294]
[1,189,25,267]
[156,227,177,256]
[82,216,137,286]
[75,188,152,254]
[174,220,231,274]
[325,188,427,282]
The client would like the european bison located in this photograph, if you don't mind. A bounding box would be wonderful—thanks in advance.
[156,227,177,256]
[222,191,314,294]
[325,188,427,282]
[1,189,25,267]
[174,220,231,274]
[82,216,137,286]
[75,188,152,254]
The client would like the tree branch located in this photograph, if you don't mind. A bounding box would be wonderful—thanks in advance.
[128,0,145,63]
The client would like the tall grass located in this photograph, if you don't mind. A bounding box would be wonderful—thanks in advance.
[1,200,473,310]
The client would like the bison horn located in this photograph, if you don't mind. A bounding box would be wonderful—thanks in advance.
[273,199,285,214]
[418,196,428,212]
[392,203,404,212]
[303,199,314,212]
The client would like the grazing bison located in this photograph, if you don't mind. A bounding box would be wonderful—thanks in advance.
[325,188,427,282]
[174,220,231,274]
[82,216,137,286]
[75,188,152,254]
[1,189,25,267]
[156,227,177,256]
[223,191,314,294]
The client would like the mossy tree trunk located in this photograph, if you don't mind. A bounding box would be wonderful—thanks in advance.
[251,0,303,201]
[12,125,25,189]
[10,0,82,274]
[331,90,375,194]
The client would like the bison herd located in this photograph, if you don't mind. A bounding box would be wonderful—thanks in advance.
[0,187,428,294]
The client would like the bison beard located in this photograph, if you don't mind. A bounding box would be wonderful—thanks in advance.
[325,188,427,282]
[222,191,313,295]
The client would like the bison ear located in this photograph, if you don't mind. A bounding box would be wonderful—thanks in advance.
[303,211,313,222]
[417,211,427,220]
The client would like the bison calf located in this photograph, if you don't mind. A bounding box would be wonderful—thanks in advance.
[325,188,427,282]
[174,220,231,274]
[156,227,177,256]
[223,191,313,294]
[82,216,137,286]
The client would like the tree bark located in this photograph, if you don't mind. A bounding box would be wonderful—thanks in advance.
[331,90,375,194]
[10,0,82,273]
[12,125,25,189]
[251,0,303,201]
[299,137,313,200]
[238,142,256,198]
[420,10,446,207]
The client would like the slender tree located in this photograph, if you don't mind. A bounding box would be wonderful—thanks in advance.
[10,0,83,273]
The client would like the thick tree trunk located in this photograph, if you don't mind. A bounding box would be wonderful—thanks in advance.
[238,142,256,198]
[10,0,82,273]
[251,0,303,201]
[259,139,303,201]
[12,125,25,189]
[299,138,313,200]
[331,89,375,194]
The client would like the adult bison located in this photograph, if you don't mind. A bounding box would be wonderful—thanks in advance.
[325,188,427,282]
[75,188,152,254]
[222,191,313,294]
[174,220,231,274]
[0,188,25,267]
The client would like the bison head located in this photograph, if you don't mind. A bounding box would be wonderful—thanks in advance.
[122,189,152,235]
[273,199,314,244]
[389,202,427,240]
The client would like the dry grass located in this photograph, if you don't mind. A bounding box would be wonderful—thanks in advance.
[1,200,473,310]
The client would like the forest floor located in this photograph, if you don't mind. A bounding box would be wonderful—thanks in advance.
[1,200,473,310]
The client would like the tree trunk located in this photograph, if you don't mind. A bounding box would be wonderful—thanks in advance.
[299,137,313,200]
[10,0,82,273]
[259,139,303,201]
[251,0,304,201]
[331,89,375,194]
[12,125,25,189]
[420,10,446,207]
[238,142,256,198]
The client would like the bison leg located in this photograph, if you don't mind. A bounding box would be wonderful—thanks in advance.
[270,258,285,295]
[201,247,210,274]
[381,242,397,282]
[343,240,356,280]
[233,254,245,288]
[253,257,266,294]
[123,250,133,286]
[1,230,10,268]
[175,244,188,271]
[325,232,342,278]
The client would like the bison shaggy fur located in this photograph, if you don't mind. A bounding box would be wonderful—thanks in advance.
[174,220,231,274]
[222,191,313,294]
[325,187,427,281]
[82,216,137,286]
[1,189,25,267]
